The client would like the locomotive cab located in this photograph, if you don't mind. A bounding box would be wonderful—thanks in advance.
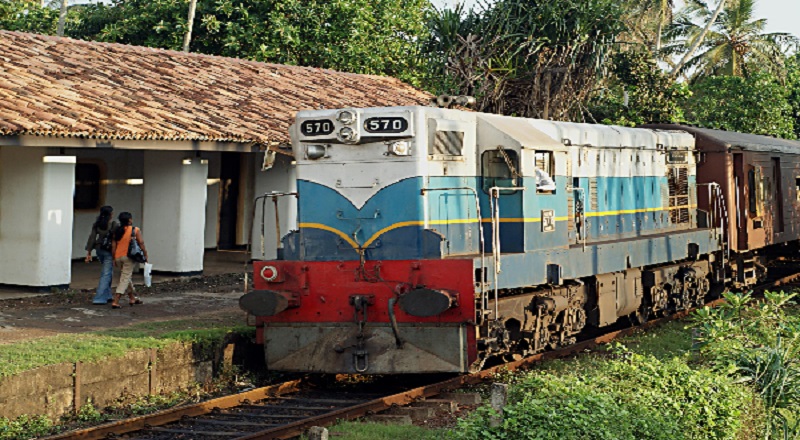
[285,106,483,261]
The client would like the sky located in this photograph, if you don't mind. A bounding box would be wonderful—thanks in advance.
[431,0,800,40]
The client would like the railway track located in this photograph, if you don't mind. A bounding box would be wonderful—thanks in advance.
[46,270,800,440]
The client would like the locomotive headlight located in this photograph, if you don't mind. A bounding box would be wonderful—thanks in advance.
[388,141,410,156]
[306,144,327,160]
[337,127,357,144]
[336,110,356,125]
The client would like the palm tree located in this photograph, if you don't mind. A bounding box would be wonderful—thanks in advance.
[633,0,674,52]
[182,0,197,52]
[665,0,798,80]
[619,0,674,54]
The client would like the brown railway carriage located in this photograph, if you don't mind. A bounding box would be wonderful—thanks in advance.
[645,125,800,285]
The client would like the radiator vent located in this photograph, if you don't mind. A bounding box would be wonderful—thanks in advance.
[668,167,689,224]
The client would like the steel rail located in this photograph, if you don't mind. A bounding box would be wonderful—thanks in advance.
[49,270,800,440]
[44,380,303,440]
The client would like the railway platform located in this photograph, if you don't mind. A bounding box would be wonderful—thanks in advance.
[0,250,249,344]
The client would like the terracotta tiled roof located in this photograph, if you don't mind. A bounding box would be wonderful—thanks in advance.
[0,30,431,146]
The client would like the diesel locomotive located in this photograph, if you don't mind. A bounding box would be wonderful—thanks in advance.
[239,106,800,374]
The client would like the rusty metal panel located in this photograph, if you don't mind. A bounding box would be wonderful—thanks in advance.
[263,324,469,374]
[593,273,617,327]
[616,269,642,318]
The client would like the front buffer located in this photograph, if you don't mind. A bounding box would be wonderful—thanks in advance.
[242,260,477,374]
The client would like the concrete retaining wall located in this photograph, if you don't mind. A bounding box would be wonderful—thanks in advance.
[0,337,253,420]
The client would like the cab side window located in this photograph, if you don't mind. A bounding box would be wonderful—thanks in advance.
[534,151,556,193]
[482,149,519,195]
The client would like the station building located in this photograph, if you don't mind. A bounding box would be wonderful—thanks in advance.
[0,30,429,288]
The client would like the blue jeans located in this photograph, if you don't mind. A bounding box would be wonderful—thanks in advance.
[92,249,114,304]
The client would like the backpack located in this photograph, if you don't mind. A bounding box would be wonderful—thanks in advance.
[99,230,113,252]
[97,220,115,252]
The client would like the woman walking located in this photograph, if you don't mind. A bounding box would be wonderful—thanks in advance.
[110,212,147,308]
[85,205,117,305]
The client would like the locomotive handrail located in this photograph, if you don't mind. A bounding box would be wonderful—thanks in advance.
[573,187,587,252]
[700,182,729,261]
[420,186,488,323]
[489,186,527,321]
[245,191,299,293]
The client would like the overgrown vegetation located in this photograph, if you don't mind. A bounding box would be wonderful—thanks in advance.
[0,415,53,440]
[453,350,758,439]
[303,421,444,440]
[426,0,626,120]
[453,291,800,440]
[693,291,800,437]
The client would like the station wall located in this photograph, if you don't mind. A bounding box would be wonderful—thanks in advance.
[68,150,222,260]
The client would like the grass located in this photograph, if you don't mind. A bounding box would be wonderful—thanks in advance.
[0,320,253,377]
[308,421,446,440]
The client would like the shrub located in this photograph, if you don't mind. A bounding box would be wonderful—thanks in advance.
[452,349,755,440]
[0,415,53,440]
[692,290,800,437]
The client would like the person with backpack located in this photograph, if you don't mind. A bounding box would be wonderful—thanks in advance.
[85,205,118,305]
[110,212,147,309]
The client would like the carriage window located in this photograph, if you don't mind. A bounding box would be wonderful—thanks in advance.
[430,130,464,156]
[534,151,556,193]
[796,177,800,201]
[748,168,763,215]
[74,163,102,210]
[482,149,518,195]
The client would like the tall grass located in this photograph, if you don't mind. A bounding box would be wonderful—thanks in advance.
[692,290,800,439]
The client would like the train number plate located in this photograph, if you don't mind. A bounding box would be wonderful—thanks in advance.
[300,119,334,136]
[667,150,688,163]
[364,117,408,133]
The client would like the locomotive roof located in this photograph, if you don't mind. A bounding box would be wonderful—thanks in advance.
[528,120,694,150]
[477,113,567,151]
[643,124,800,153]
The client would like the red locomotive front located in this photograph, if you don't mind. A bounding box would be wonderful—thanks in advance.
[244,259,478,373]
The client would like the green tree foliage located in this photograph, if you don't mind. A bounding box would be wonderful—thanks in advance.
[665,0,798,81]
[0,0,72,34]
[590,51,689,126]
[2,0,431,85]
[427,0,625,120]
[787,54,800,139]
[683,72,796,138]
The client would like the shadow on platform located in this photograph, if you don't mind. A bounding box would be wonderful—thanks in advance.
[0,250,248,300]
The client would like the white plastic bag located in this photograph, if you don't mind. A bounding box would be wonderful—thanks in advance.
[143,262,153,287]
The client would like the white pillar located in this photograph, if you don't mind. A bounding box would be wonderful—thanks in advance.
[142,151,208,274]
[0,147,75,287]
